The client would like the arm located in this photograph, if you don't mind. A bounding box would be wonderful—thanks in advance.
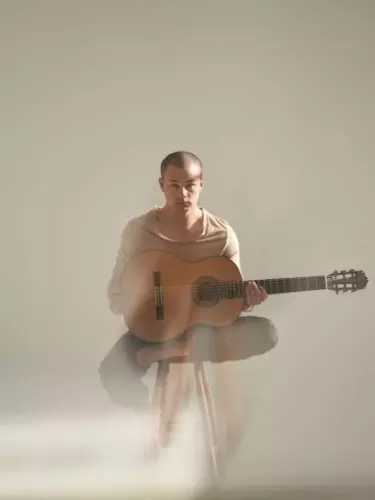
[107,220,138,315]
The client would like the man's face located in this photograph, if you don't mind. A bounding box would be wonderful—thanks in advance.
[159,162,203,211]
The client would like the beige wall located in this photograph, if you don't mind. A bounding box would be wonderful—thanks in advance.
[1,0,374,492]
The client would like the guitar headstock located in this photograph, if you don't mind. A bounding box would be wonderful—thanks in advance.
[327,269,369,294]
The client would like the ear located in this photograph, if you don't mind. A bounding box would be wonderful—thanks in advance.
[158,177,164,191]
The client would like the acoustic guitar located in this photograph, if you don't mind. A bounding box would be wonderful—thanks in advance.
[119,250,368,342]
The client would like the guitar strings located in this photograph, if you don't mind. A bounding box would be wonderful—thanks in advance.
[154,277,327,292]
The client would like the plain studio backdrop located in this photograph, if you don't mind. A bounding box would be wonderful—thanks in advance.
[1,0,374,497]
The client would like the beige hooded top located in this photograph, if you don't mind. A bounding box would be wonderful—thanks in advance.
[107,206,241,315]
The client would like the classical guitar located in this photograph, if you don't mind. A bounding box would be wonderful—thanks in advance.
[119,250,368,342]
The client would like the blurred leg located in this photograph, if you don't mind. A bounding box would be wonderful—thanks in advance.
[194,316,279,462]
[98,331,150,410]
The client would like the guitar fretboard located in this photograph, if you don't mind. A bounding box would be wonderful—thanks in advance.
[213,276,327,300]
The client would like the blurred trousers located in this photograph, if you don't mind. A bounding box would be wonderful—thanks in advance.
[98,315,278,411]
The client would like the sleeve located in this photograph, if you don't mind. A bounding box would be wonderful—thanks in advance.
[223,223,241,272]
[107,220,138,315]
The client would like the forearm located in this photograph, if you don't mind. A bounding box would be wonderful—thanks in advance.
[107,286,124,315]
[107,240,128,315]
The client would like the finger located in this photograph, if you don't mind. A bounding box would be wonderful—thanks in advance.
[246,283,254,305]
[260,286,268,301]
[247,282,262,305]
[250,283,267,301]
[247,281,260,295]
[253,283,266,304]
[246,282,256,304]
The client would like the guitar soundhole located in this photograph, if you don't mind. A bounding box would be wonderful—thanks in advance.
[193,276,220,308]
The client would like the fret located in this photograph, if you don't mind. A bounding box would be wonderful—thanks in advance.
[217,275,327,298]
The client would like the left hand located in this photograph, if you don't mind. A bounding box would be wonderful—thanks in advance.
[242,281,268,311]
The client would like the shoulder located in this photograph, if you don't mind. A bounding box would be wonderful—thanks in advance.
[204,209,239,239]
[203,208,240,261]
[120,209,154,240]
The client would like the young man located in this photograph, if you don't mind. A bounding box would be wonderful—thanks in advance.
[99,151,278,410]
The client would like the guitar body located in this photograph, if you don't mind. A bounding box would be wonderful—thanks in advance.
[119,250,244,342]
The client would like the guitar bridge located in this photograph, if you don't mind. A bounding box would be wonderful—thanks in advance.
[153,271,164,320]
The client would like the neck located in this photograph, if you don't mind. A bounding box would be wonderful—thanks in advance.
[161,205,202,229]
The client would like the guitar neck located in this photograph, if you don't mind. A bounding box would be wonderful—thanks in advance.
[251,276,327,295]
[218,275,327,299]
